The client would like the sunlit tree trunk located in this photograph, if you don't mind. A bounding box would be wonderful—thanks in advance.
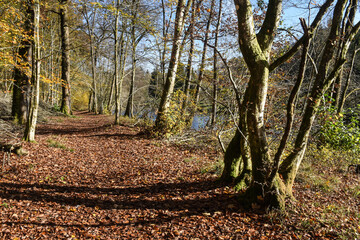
[181,2,196,118]
[24,0,40,142]
[155,0,192,132]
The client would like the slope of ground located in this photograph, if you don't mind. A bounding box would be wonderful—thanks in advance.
[0,112,359,239]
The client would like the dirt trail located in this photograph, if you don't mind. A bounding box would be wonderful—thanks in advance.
[1,112,281,239]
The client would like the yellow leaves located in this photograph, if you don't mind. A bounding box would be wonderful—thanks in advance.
[69,207,77,212]
[257,195,264,201]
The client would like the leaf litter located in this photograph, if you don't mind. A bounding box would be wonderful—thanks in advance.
[0,112,359,239]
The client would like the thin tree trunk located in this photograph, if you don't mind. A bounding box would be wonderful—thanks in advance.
[60,0,71,115]
[155,0,193,131]
[181,2,196,118]
[193,0,215,108]
[338,47,360,113]
[114,0,121,124]
[125,0,138,118]
[210,0,222,128]
[262,19,310,188]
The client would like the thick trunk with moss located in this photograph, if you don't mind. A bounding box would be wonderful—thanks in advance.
[233,0,283,207]
[223,0,349,210]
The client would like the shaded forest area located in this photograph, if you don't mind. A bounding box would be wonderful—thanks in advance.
[1,0,360,238]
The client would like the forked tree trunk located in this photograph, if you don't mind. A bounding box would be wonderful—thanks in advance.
[222,0,348,210]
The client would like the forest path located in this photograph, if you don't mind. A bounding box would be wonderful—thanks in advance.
[1,112,282,238]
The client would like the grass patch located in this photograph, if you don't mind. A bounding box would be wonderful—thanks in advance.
[47,138,74,152]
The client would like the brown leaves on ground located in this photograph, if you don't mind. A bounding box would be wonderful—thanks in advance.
[0,112,359,239]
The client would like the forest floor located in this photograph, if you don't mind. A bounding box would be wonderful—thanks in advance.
[0,112,359,239]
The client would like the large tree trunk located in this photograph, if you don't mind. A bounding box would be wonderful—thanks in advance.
[24,0,40,142]
[233,0,283,208]
[155,0,192,132]
[60,0,71,115]
[12,0,32,124]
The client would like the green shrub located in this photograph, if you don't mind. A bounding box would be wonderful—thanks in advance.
[319,107,360,153]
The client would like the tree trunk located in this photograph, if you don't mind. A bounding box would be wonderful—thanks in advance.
[210,0,223,128]
[24,0,40,142]
[338,47,359,113]
[155,0,192,132]
[114,0,121,124]
[180,2,196,119]
[193,0,215,113]
[125,0,139,118]
[60,0,71,115]
[222,0,340,210]
[12,0,32,124]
